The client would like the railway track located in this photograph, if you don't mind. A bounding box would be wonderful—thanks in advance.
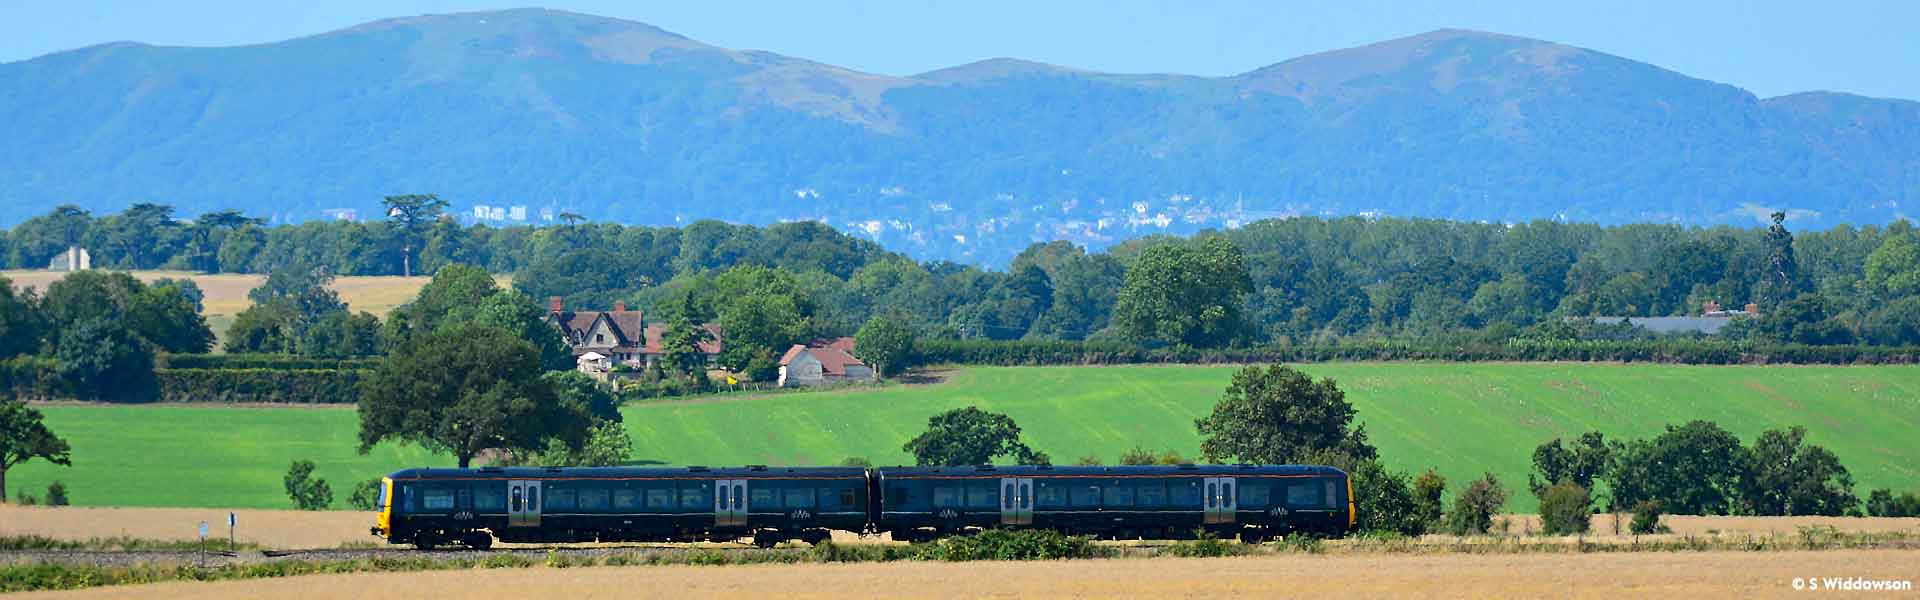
[3,542,815,568]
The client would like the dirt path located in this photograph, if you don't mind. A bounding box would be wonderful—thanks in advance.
[19,550,1920,599]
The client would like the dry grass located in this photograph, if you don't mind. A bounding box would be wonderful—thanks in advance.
[0,505,379,550]
[1493,513,1920,538]
[19,550,1920,599]
[0,270,468,319]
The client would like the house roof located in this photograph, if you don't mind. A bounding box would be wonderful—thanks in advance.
[780,344,866,375]
[642,323,724,355]
[548,310,644,349]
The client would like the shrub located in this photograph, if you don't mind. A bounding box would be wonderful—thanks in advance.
[1630,501,1664,534]
[838,456,873,467]
[11,492,34,506]
[347,478,381,510]
[1538,481,1592,535]
[1411,469,1447,534]
[284,460,332,510]
[810,541,913,563]
[1446,473,1509,535]
[480,554,534,569]
[919,529,1105,561]
[1117,447,1158,466]
[1866,488,1920,517]
[1163,530,1247,557]
[43,482,67,506]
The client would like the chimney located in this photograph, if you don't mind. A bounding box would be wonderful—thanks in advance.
[1702,300,1720,315]
[1745,303,1759,316]
[549,296,563,314]
[614,301,628,312]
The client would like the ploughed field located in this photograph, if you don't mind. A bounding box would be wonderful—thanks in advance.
[16,550,1920,599]
[10,363,1920,510]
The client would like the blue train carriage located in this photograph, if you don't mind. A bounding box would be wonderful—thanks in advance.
[370,465,872,549]
[875,464,1353,542]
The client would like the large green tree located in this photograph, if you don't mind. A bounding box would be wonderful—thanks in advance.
[1112,237,1252,347]
[1195,364,1376,464]
[357,323,591,468]
[1527,431,1613,499]
[1604,420,1746,514]
[0,276,46,358]
[56,316,159,402]
[903,406,1049,466]
[0,401,72,503]
[1739,426,1858,516]
[382,194,448,277]
[854,312,915,379]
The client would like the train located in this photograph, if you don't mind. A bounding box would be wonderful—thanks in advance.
[370,463,1354,550]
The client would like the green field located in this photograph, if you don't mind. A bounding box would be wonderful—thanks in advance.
[10,363,1920,510]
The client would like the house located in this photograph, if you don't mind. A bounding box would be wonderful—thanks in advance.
[1586,300,1759,336]
[545,297,722,368]
[47,246,91,271]
[777,338,874,387]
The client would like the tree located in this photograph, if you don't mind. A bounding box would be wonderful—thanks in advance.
[1528,432,1612,500]
[1603,421,1746,514]
[1863,232,1920,300]
[903,406,1049,466]
[348,478,382,510]
[854,312,915,379]
[383,194,449,277]
[1117,447,1158,466]
[44,481,68,506]
[57,316,158,402]
[1538,482,1593,535]
[284,460,333,510]
[1,401,72,503]
[839,456,873,467]
[1302,450,1422,535]
[1752,294,1853,345]
[544,371,622,424]
[1865,489,1920,517]
[500,421,633,467]
[0,276,46,358]
[1112,237,1252,347]
[1739,426,1858,516]
[358,323,592,468]
[1755,211,1801,309]
[1195,364,1375,464]
[1411,469,1447,532]
[1445,473,1509,535]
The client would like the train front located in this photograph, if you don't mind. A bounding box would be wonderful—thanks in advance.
[368,476,397,541]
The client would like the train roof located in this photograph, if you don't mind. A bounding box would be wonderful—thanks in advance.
[384,465,869,480]
[877,464,1346,478]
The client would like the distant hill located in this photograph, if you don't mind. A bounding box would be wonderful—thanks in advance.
[3,9,1916,265]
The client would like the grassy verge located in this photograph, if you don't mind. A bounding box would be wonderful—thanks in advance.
[0,535,263,552]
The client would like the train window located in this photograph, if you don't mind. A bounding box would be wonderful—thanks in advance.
[1205,483,1217,508]
[933,486,961,508]
[579,488,610,511]
[510,487,523,512]
[1169,481,1200,506]
[1325,481,1339,507]
[966,484,997,508]
[1103,484,1134,507]
[1240,483,1269,508]
[785,488,815,508]
[423,488,454,510]
[751,487,777,509]
[1286,483,1321,507]
[613,489,641,510]
[528,488,539,511]
[840,487,858,509]
[645,488,675,509]
[546,488,576,511]
[1004,484,1015,509]
[1037,484,1067,508]
[681,486,707,509]
[885,486,911,509]
[377,483,388,509]
[1137,482,1167,507]
[1070,485,1100,507]
[473,487,505,512]
[1221,482,1233,505]
[457,489,472,510]
[401,485,415,511]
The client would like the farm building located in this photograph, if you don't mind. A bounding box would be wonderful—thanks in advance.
[777,338,873,387]
[545,297,722,368]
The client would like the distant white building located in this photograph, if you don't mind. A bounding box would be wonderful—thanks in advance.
[777,338,873,387]
[509,206,527,221]
[47,246,91,271]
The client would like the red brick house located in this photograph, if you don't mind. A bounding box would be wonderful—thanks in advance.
[545,297,721,368]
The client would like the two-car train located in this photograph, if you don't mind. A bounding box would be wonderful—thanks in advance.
[370,464,1353,549]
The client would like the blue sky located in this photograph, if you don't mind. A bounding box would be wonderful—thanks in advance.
[3,0,1915,100]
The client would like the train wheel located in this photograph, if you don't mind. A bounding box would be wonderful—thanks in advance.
[1238,529,1269,544]
[754,532,784,549]
[800,530,831,546]
[464,532,494,550]
[414,535,439,551]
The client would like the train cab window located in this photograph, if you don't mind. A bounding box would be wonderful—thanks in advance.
[377,483,389,509]
[510,487,523,512]
[645,488,675,509]
[473,487,505,512]
[423,488,454,510]
[1170,481,1200,507]
[1239,483,1269,508]
[546,488,576,511]
[1037,484,1067,508]
[966,484,997,508]
[933,486,961,508]
[401,485,415,511]
[1286,483,1322,507]
[1325,481,1340,508]
[1103,484,1134,507]
[1137,482,1167,507]
[785,488,815,508]
[839,487,858,509]
[579,488,610,511]
[751,487,777,509]
[613,489,642,510]
[1070,485,1100,507]
[681,486,708,509]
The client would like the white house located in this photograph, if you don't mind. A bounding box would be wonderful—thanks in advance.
[777,340,873,387]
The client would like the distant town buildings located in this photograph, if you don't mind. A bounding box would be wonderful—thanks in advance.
[47,246,91,271]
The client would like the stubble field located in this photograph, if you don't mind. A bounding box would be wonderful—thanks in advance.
[15,550,1918,599]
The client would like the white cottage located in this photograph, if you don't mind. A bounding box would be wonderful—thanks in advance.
[776,341,873,387]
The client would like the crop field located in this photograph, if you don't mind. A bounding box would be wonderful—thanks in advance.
[8,363,1919,510]
[19,550,1920,599]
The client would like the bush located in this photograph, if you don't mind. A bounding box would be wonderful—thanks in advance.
[1411,469,1447,534]
[284,460,332,510]
[479,554,534,569]
[155,368,367,404]
[838,456,873,467]
[1446,473,1509,535]
[810,541,913,562]
[347,478,381,510]
[1866,489,1920,517]
[44,482,67,506]
[1538,481,1592,535]
[155,354,380,370]
[1163,530,1247,557]
[918,529,1105,561]
[1630,501,1664,534]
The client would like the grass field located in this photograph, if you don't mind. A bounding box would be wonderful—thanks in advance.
[9,363,1918,511]
[22,550,1920,599]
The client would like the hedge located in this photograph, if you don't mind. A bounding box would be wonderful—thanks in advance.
[154,353,380,371]
[0,356,67,400]
[155,368,367,404]
[911,339,1920,367]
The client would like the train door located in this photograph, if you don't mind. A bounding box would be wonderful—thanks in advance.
[508,480,542,528]
[999,478,1033,526]
[714,479,747,527]
[1203,477,1236,524]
